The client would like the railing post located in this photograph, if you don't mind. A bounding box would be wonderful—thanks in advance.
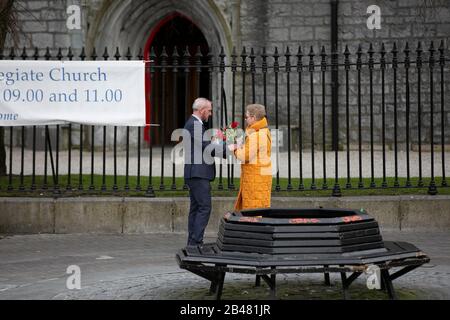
[309,46,316,190]
[344,45,351,190]
[368,43,376,189]
[31,47,39,191]
[181,46,191,192]
[6,49,15,192]
[416,42,424,188]
[380,43,387,189]
[66,47,74,192]
[171,47,180,191]
[332,45,341,197]
[219,47,225,191]
[320,46,328,190]
[404,43,411,188]
[159,46,168,191]
[439,40,447,188]
[19,48,27,192]
[146,47,157,197]
[78,47,86,191]
[240,47,247,130]
[297,46,304,191]
[356,44,363,189]
[285,46,292,191]
[274,47,281,192]
[250,48,256,104]
[137,48,144,192]
[101,47,109,193]
[89,47,97,192]
[392,43,400,188]
[428,42,437,195]
[230,47,238,190]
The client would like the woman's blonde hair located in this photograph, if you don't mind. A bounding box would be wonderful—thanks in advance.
[246,104,266,121]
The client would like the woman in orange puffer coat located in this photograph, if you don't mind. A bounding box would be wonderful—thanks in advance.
[229,104,272,211]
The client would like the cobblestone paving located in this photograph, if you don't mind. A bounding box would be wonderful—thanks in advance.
[0,231,449,300]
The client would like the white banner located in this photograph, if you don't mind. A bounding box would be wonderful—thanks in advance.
[0,60,146,126]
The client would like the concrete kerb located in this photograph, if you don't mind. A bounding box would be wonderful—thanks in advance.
[0,196,449,235]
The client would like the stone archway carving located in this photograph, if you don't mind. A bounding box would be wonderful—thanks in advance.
[86,0,233,129]
[88,0,232,58]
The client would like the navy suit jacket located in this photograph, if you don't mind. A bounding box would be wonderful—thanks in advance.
[183,116,227,181]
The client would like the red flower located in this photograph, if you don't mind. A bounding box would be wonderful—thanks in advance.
[231,121,239,129]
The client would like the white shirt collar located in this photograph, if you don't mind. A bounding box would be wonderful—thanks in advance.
[192,114,203,125]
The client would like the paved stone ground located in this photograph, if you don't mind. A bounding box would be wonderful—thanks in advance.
[0,231,449,300]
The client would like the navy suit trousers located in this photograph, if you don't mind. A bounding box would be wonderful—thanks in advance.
[186,178,212,246]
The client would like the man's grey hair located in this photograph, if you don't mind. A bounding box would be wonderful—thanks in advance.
[192,98,211,111]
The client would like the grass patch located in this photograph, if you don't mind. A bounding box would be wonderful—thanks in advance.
[158,277,428,300]
[0,174,449,197]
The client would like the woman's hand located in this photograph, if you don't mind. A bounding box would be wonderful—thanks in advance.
[228,144,238,152]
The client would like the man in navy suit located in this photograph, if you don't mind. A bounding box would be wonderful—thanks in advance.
[184,98,227,246]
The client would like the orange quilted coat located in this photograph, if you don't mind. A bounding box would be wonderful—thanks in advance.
[233,117,272,211]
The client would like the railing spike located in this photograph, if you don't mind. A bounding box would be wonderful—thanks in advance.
[195,45,202,58]
[44,47,51,60]
[114,47,121,60]
[185,45,191,57]
[150,46,157,59]
[91,47,97,60]
[344,44,350,55]
[241,46,247,57]
[173,46,180,58]
[161,46,168,58]
[103,47,109,60]
[392,42,398,53]
[21,47,28,60]
[57,47,63,60]
[126,47,132,60]
[80,47,86,60]
[67,47,74,60]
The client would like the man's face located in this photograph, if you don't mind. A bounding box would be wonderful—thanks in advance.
[199,103,212,122]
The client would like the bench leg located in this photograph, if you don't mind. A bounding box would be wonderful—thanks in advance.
[261,274,277,300]
[270,274,277,300]
[381,270,397,300]
[209,281,218,295]
[255,275,261,287]
[340,272,350,300]
[215,272,226,301]
[324,265,331,286]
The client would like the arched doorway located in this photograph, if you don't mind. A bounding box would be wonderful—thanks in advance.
[145,13,211,145]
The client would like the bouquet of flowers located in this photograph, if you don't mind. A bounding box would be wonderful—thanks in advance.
[214,121,244,146]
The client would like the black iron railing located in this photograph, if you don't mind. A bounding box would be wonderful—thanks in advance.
[0,41,449,196]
